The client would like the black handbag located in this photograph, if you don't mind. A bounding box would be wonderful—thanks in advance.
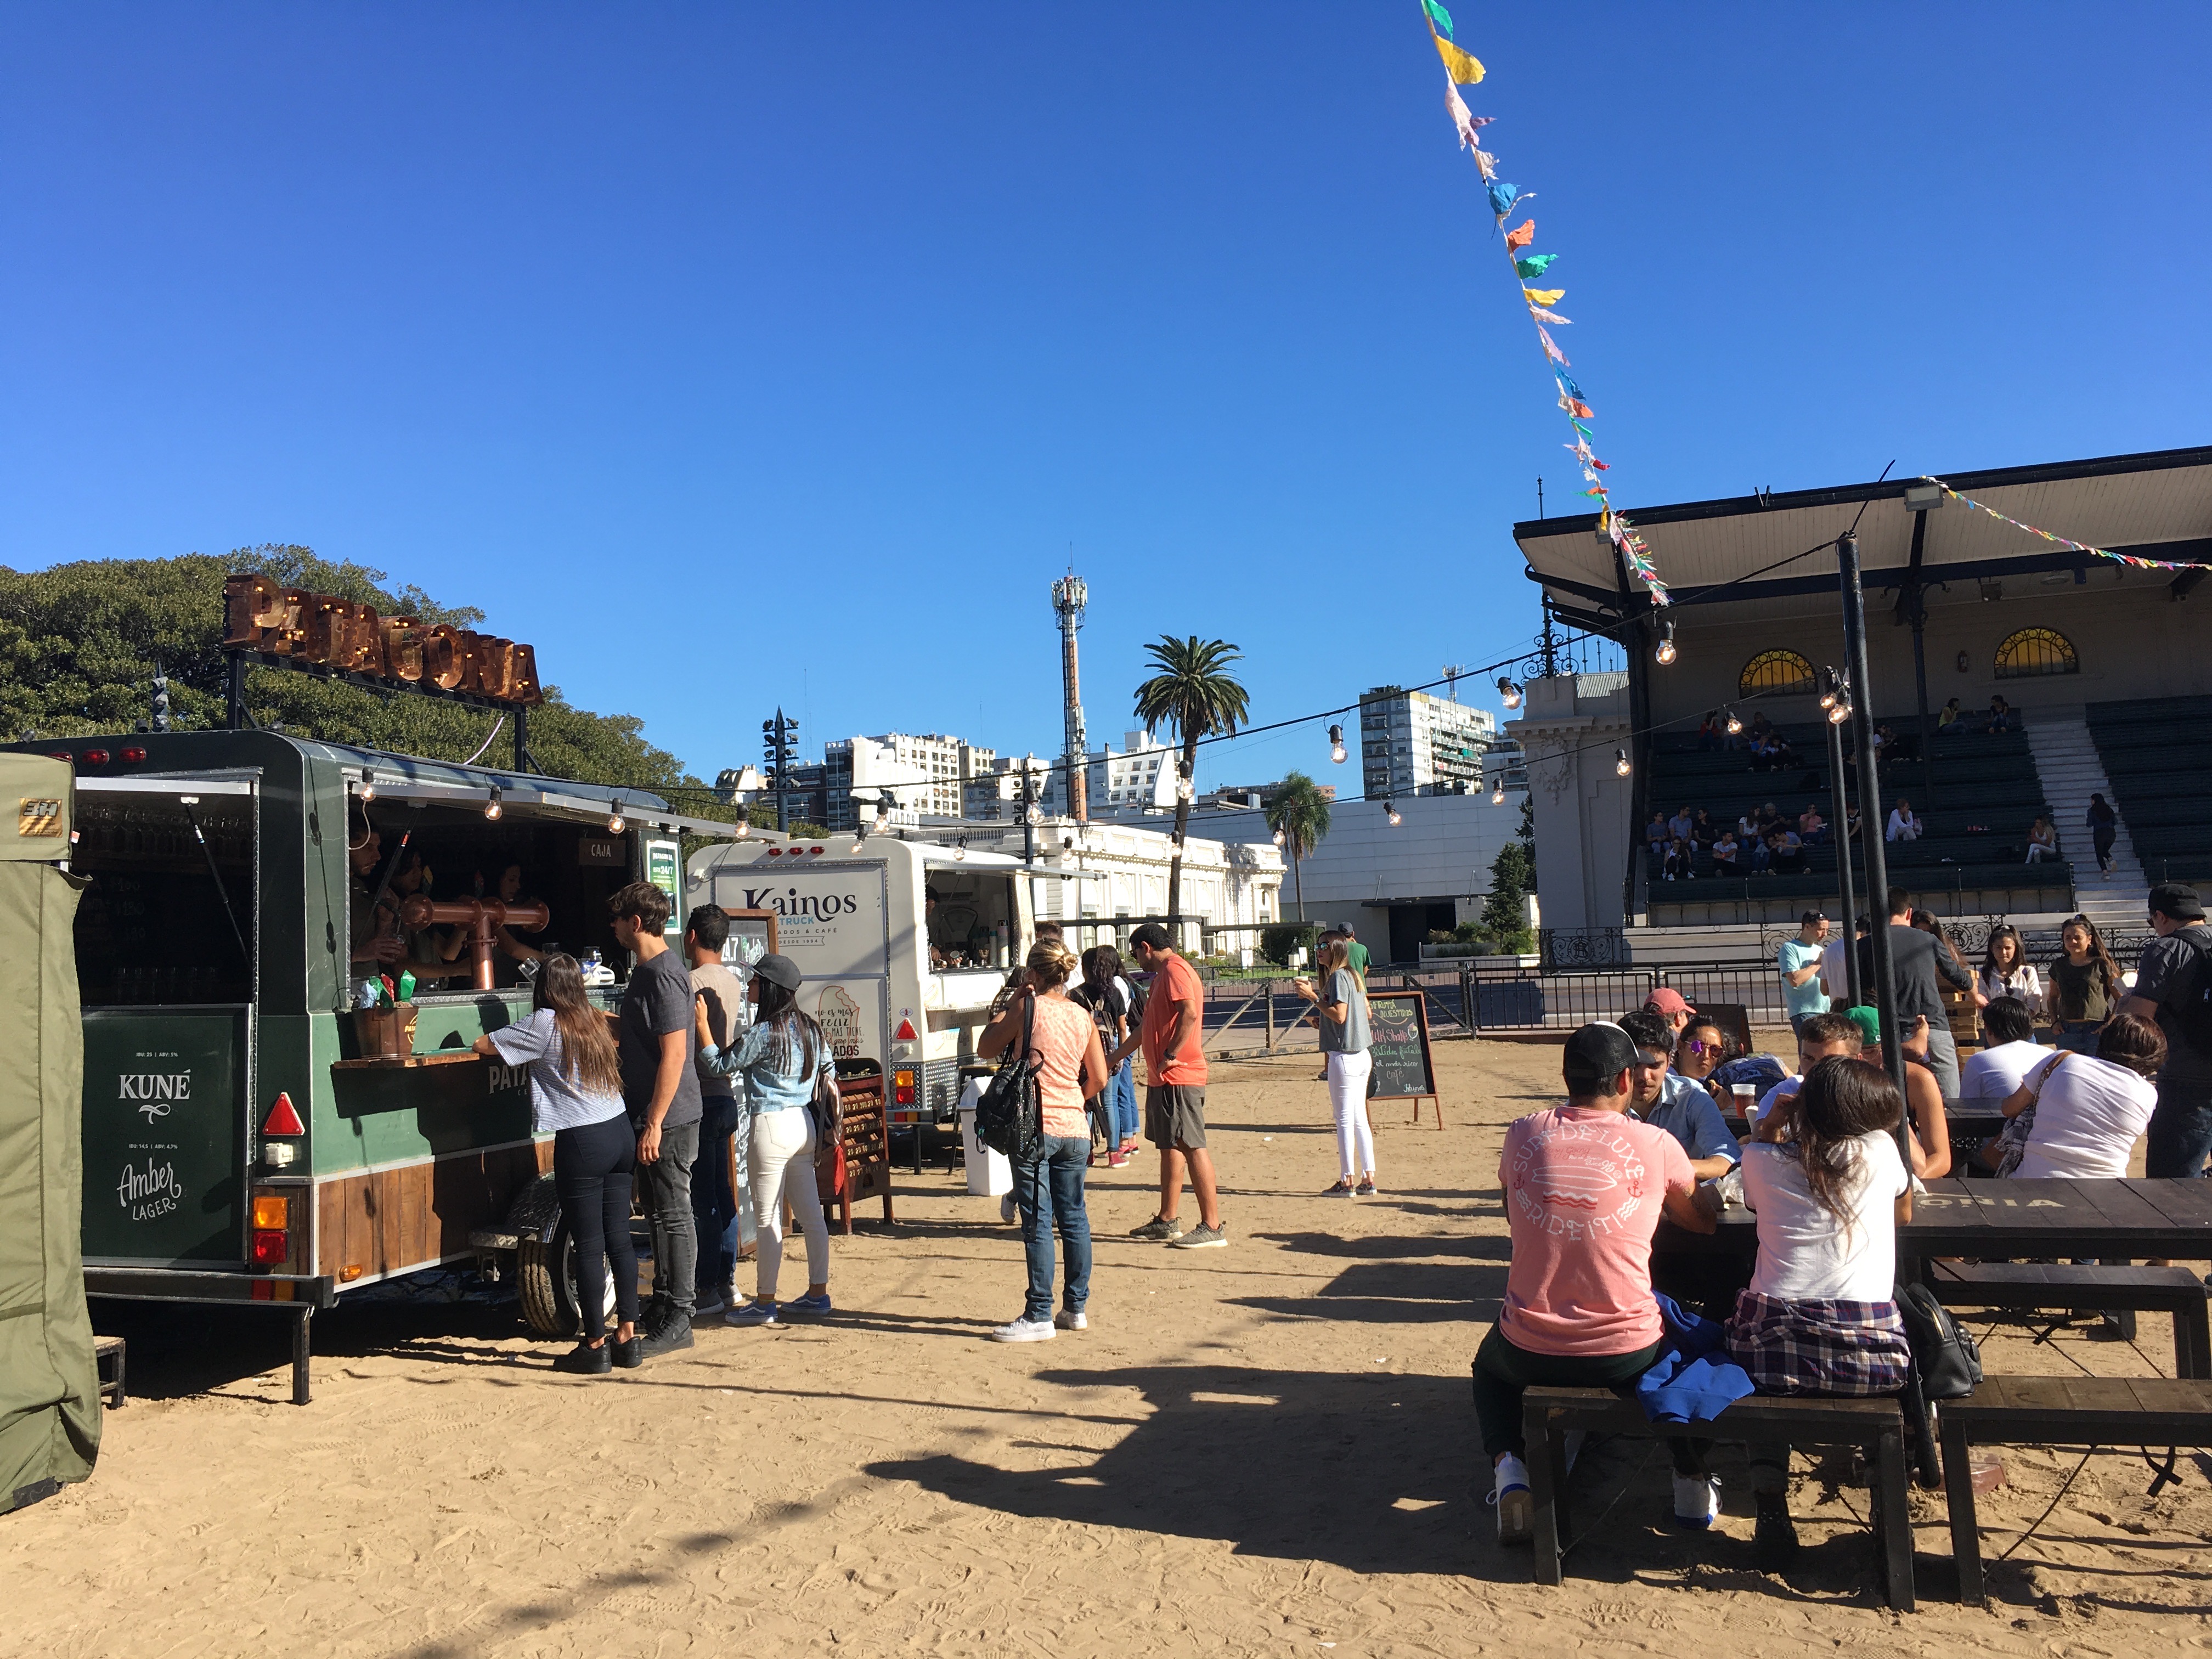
[975,993,1042,1163]
[1896,1281,1984,1400]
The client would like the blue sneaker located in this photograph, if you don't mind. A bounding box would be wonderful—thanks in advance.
[782,1293,833,1317]
[725,1301,780,1327]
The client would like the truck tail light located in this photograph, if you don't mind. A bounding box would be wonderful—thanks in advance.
[893,1069,917,1106]
[252,1195,290,1229]
[121,746,148,763]
[81,748,111,765]
[252,1229,289,1266]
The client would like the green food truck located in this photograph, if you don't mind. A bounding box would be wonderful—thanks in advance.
[5,728,743,1402]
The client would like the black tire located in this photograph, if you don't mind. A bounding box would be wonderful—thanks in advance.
[515,1220,614,1337]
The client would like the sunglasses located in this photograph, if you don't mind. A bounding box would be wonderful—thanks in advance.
[1682,1039,1723,1057]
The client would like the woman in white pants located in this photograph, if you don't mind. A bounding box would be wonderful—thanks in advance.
[698,952,832,1328]
[1294,939,1377,1195]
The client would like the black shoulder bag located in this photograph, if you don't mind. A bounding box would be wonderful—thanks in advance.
[975,994,1042,1163]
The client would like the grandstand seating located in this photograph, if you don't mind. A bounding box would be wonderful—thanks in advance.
[2084,695,2212,883]
[1640,718,2071,918]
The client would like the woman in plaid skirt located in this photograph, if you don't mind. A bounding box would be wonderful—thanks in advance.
[1726,1057,1915,1567]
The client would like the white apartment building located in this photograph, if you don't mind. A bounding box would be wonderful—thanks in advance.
[1044,728,1175,817]
[824,733,996,829]
[1359,687,1503,800]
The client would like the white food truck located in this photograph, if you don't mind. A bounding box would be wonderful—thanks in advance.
[684,836,1051,1128]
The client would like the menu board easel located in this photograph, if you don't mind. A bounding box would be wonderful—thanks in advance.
[1364,989,1441,1130]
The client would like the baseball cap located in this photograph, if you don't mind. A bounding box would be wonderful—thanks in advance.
[1644,987,1692,1017]
[2149,883,2207,923]
[752,953,803,991]
[1843,1005,1881,1046]
[1562,1022,1638,1088]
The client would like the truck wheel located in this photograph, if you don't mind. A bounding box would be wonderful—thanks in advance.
[515,1221,617,1337]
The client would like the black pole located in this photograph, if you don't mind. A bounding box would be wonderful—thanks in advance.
[1824,703,1863,1010]
[1838,533,1909,1127]
[1022,764,1036,864]
[514,704,529,774]
[1909,592,1934,814]
[226,650,245,731]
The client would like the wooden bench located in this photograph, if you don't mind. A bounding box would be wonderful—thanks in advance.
[94,1335,125,1409]
[1925,1261,2212,1379]
[1522,1386,1917,1609]
[1939,1376,2212,1604]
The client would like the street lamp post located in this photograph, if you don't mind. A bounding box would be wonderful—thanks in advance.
[1822,669,1864,1011]
[1837,533,1908,1133]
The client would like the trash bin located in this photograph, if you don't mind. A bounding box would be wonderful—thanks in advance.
[957,1078,1012,1197]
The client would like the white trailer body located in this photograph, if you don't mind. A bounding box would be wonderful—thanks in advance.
[685,838,1038,1125]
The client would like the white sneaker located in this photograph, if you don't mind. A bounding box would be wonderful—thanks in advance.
[1053,1308,1087,1331]
[998,1194,1018,1224]
[1672,1473,1719,1529]
[991,1316,1056,1344]
[1493,1453,1532,1544]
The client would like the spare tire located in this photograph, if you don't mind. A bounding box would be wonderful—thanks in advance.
[515,1219,616,1338]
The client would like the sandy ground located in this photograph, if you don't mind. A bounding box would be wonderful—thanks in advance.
[16,1034,2212,1658]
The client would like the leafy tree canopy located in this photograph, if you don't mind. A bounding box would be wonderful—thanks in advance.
[0,546,731,816]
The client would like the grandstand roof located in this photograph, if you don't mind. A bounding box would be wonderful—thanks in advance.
[1516,445,2212,634]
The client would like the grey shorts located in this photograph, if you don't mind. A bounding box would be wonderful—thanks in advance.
[1145,1084,1207,1151]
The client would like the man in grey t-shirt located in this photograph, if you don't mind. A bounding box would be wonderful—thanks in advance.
[611,881,702,1354]
[2120,883,2212,1177]
[1860,888,1978,1096]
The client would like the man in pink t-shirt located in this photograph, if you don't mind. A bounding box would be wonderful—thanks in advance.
[1476,1022,1717,1543]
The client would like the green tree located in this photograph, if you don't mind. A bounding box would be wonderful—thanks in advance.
[1517,793,1536,890]
[1263,770,1332,923]
[0,548,731,816]
[1482,839,1535,947]
[1132,635,1250,930]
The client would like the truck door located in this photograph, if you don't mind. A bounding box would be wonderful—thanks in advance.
[72,776,257,1267]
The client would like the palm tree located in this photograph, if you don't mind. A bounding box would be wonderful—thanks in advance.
[1133,635,1250,934]
[1263,771,1331,923]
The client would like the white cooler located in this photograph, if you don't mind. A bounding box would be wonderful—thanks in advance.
[956,1077,1012,1197]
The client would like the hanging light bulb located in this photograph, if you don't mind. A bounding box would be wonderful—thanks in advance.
[1385,799,1402,827]
[607,799,627,835]
[1653,618,1677,667]
[1614,749,1632,777]
[1271,826,1286,846]
[1827,699,1853,726]
[850,833,867,855]
[484,785,504,820]
[1723,708,1743,736]
[1498,677,1523,709]
[359,768,376,802]
[735,817,752,838]
[1492,780,1506,805]
[1328,723,1346,764]
[953,841,967,861]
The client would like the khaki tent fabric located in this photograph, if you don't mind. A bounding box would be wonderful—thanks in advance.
[0,755,99,1511]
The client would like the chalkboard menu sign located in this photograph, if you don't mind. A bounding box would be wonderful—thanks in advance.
[1364,990,1438,1124]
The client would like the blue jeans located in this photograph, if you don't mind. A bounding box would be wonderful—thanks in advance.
[1111,1059,1138,1144]
[692,1096,743,1301]
[2146,1076,2212,1178]
[1015,1135,1093,1321]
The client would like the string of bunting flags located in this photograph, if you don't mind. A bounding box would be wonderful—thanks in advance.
[1919,476,2212,573]
[1419,1,1669,605]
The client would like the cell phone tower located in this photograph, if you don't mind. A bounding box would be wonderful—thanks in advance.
[1051,572,1088,822]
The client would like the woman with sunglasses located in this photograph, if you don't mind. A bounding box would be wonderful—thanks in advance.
[1679,1013,1788,1107]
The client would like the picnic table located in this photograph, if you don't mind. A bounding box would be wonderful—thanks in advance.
[1657,1177,2212,1262]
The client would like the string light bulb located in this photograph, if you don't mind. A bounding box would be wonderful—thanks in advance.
[484,786,504,821]
[1653,618,1677,666]
[1723,708,1743,736]
[1385,799,1402,827]
[359,768,376,802]
[1272,827,1286,847]
[1498,678,1523,710]
[1492,781,1506,806]
[953,842,967,861]
[607,800,627,836]
[1328,723,1346,764]
[1614,749,1632,777]
[1827,699,1853,726]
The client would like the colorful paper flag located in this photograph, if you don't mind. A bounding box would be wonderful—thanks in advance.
[1558,392,1594,419]
[1474,148,1499,180]
[1514,254,1559,278]
[1445,84,1485,151]
[1432,33,1486,83]
[1537,325,1568,365]
[1522,286,1564,306]
[1423,0,1455,37]
[1486,181,1520,217]
[1528,305,1572,325]
[1505,220,1536,251]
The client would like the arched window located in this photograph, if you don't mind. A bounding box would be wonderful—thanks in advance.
[1995,628,2078,679]
[1737,650,1816,698]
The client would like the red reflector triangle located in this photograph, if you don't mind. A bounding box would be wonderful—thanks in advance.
[262,1092,306,1136]
[893,1018,917,1041]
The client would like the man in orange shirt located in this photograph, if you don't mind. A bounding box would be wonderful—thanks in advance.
[1109,923,1224,1248]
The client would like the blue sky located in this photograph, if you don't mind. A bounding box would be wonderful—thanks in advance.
[5,3,2207,787]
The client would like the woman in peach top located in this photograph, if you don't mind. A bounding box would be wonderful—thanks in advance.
[978,939,1109,1343]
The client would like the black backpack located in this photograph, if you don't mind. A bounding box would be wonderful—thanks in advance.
[1895,1281,1984,1400]
[2162,928,2212,1060]
[974,994,1042,1163]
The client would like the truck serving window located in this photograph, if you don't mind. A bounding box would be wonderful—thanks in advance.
[75,788,257,1006]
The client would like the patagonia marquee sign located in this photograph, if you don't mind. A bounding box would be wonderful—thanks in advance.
[223,573,544,707]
